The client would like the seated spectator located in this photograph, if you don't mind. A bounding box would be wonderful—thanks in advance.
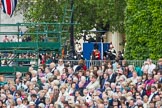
[1,57,162,108]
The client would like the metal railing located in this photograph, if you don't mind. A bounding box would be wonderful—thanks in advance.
[62,60,158,68]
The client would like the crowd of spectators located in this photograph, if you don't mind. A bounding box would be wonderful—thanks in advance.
[2,35,32,43]
[0,57,162,108]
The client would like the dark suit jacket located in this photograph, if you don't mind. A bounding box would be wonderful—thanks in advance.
[101,78,109,90]
[150,92,159,102]
[108,73,116,83]
[35,98,41,108]
[140,90,146,98]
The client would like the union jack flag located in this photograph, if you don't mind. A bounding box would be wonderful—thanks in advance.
[1,0,17,17]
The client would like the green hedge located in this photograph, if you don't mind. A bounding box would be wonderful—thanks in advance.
[124,0,162,60]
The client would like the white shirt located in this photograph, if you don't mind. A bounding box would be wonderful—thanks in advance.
[148,92,155,102]
[148,63,156,74]
[57,64,64,75]
[16,104,27,108]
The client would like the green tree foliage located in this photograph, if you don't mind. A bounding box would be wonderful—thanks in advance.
[18,0,63,22]
[17,0,126,33]
[124,0,162,60]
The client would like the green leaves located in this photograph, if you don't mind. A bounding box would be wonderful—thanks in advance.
[125,0,162,60]
[17,0,126,33]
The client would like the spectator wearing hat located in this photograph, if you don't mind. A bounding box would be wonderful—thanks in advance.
[29,101,35,108]
[2,55,162,108]
[38,103,45,108]
[16,98,26,108]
